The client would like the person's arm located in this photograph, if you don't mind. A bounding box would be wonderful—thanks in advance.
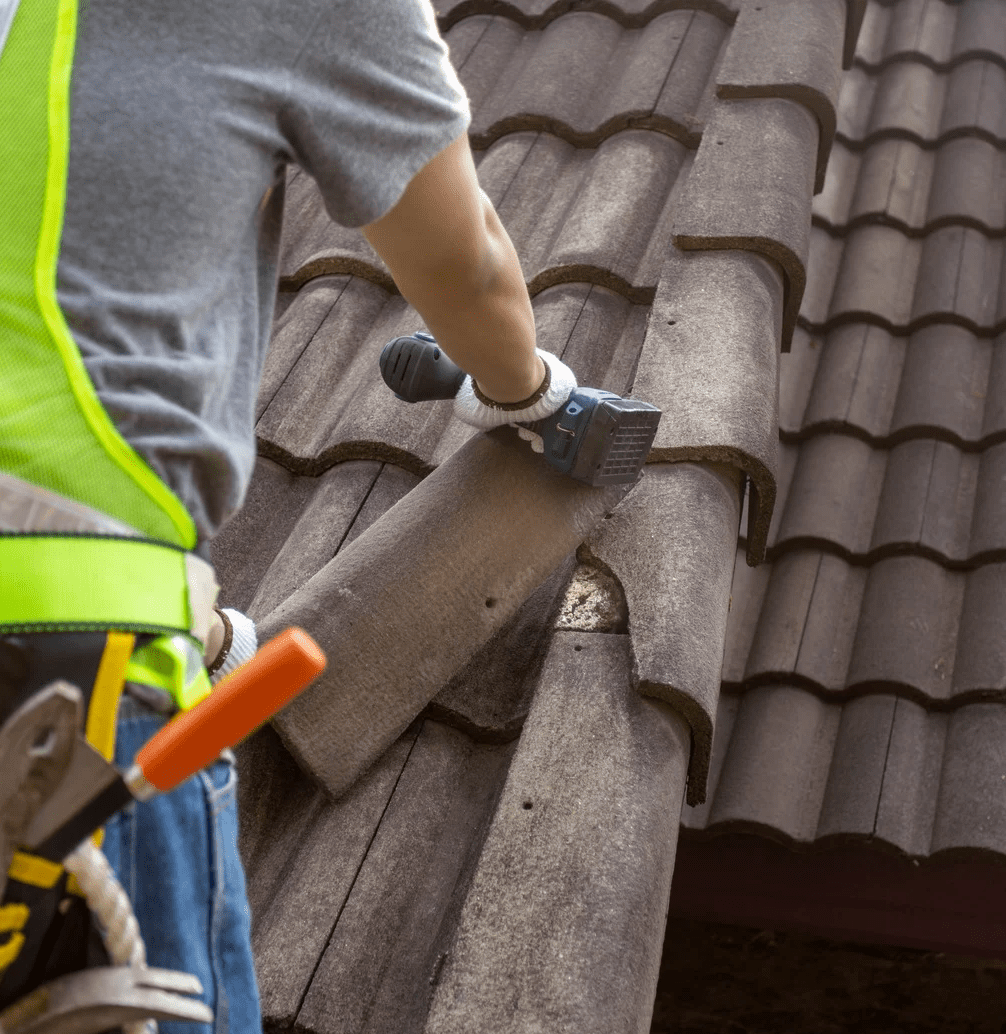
[361,133,545,404]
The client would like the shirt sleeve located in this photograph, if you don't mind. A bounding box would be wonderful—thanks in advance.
[280,0,473,228]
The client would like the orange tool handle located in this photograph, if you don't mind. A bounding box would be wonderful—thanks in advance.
[135,627,326,792]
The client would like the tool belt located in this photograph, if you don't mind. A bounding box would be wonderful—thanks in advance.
[0,530,221,1014]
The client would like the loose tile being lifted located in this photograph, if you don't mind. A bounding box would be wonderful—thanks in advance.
[256,427,632,801]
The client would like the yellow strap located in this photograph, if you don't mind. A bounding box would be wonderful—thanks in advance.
[0,932,25,972]
[6,851,62,889]
[0,904,29,935]
[88,631,134,761]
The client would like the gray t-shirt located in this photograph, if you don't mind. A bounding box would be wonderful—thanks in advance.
[57,0,471,547]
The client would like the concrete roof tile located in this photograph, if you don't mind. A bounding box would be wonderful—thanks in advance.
[583,462,742,805]
[846,137,933,229]
[715,0,846,192]
[927,137,1006,231]
[911,227,1002,330]
[210,454,324,614]
[846,556,964,699]
[295,721,514,1034]
[256,429,631,800]
[801,324,904,439]
[775,433,885,555]
[864,61,946,140]
[777,326,824,434]
[459,10,725,147]
[931,703,1006,855]
[889,325,991,444]
[429,556,578,739]
[844,0,868,69]
[424,631,690,1034]
[952,0,1006,65]
[721,546,772,685]
[981,330,1006,438]
[236,722,419,1028]
[970,445,1006,559]
[706,683,842,842]
[432,0,742,24]
[873,697,946,857]
[632,247,781,563]
[835,63,878,141]
[246,461,388,621]
[825,224,921,327]
[673,96,819,352]
[853,0,891,68]
[798,224,845,326]
[810,137,861,227]
[815,693,897,839]
[679,688,741,830]
[951,564,1006,693]
[940,59,1006,139]
[869,0,957,68]
[870,440,977,561]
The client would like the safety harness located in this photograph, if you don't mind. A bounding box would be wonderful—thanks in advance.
[0,0,220,1002]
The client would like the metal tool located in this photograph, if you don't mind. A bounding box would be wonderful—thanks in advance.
[379,332,661,486]
[0,628,327,1034]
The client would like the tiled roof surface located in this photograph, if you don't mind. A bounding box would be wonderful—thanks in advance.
[203,0,1006,1029]
[687,0,1006,863]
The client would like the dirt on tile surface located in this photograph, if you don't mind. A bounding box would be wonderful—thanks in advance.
[650,915,1006,1034]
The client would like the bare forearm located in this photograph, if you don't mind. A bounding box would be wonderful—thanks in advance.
[402,198,543,404]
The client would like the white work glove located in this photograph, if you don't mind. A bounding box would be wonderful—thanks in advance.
[205,607,258,685]
[453,349,577,430]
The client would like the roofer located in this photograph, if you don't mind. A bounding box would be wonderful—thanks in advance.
[0,0,654,1029]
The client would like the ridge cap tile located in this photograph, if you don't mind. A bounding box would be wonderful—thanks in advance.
[715,0,846,192]
[672,96,819,353]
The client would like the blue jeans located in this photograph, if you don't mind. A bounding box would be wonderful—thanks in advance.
[99,695,262,1034]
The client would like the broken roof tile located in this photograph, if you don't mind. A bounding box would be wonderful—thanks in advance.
[633,246,781,563]
[583,461,742,806]
[673,96,819,352]
[715,0,846,192]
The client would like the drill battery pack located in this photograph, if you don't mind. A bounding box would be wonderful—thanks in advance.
[523,389,660,487]
[379,333,661,486]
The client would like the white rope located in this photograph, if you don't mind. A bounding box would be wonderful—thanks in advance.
[63,839,157,1034]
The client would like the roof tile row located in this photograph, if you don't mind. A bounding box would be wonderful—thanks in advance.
[685,683,1006,861]
[723,545,1006,699]
[856,0,1006,71]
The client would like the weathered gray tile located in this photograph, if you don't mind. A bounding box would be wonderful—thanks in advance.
[911,226,1001,330]
[802,323,905,440]
[890,324,991,444]
[210,454,324,613]
[931,703,1006,855]
[828,225,921,328]
[716,0,846,191]
[258,427,632,800]
[720,547,772,685]
[634,247,781,562]
[296,721,515,1034]
[776,433,886,555]
[236,722,420,1028]
[848,138,933,229]
[674,96,819,352]
[816,694,897,839]
[941,59,1006,139]
[847,557,965,700]
[874,696,947,857]
[869,61,945,140]
[928,137,1006,232]
[951,564,1006,694]
[584,461,742,805]
[707,683,842,843]
[424,632,691,1034]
